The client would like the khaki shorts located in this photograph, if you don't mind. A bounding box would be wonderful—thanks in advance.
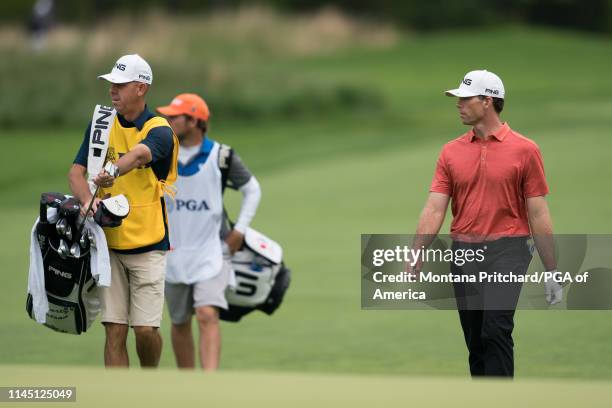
[99,250,166,327]
[165,256,232,325]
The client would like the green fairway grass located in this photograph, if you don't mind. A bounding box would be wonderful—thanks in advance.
[1,365,611,408]
[2,27,612,381]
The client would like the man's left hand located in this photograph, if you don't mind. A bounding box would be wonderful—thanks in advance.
[225,229,245,255]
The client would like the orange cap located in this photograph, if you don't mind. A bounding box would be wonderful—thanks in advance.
[156,93,210,121]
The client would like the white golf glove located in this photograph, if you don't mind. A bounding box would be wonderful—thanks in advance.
[544,271,563,305]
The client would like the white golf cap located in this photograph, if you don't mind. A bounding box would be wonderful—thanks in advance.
[445,69,504,99]
[97,54,153,85]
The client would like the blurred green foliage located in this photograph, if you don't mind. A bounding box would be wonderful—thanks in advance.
[3,0,612,33]
[0,7,388,129]
[0,49,382,129]
[272,0,612,33]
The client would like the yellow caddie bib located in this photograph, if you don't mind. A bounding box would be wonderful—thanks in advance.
[100,115,178,250]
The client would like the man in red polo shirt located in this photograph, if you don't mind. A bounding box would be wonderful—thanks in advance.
[410,69,562,377]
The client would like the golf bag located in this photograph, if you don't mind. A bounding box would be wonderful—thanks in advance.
[26,192,101,334]
[220,228,291,322]
[218,144,291,322]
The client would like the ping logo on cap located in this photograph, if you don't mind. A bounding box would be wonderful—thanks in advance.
[445,70,505,99]
[99,54,153,85]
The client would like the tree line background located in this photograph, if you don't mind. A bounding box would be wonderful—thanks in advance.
[2,0,611,34]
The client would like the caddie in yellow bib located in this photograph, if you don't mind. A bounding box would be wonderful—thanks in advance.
[100,114,178,250]
[68,54,178,369]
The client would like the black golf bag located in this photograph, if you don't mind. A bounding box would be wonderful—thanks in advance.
[26,192,99,334]
[219,228,291,322]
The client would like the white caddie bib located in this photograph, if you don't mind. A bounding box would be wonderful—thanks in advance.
[166,142,225,284]
[87,105,116,194]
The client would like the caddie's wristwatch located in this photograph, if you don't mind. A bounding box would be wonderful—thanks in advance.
[104,162,120,178]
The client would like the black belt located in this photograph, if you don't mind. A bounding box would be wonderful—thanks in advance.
[453,236,529,251]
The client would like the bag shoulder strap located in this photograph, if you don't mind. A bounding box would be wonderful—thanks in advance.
[218,143,234,192]
[87,105,116,193]
[217,143,234,229]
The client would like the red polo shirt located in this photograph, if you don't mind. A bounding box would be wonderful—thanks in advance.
[430,122,549,241]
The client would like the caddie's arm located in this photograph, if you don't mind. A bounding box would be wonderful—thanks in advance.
[93,126,173,187]
[526,196,556,271]
[225,176,262,254]
[222,152,262,254]
[70,122,103,216]
[115,143,153,174]
[68,163,100,216]
[93,144,152,187]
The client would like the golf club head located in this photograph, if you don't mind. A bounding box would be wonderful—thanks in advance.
[41,192,66,208]
[60,197,81,224]
[58,239,68,259]
[79,232,89,248]
[56,218,67,236]
[40,192,65,223]
[87,230,96,248]
[94,195,130,228]
[69,242,81,258]
[46,207,59,224]
[65,224,73,241]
